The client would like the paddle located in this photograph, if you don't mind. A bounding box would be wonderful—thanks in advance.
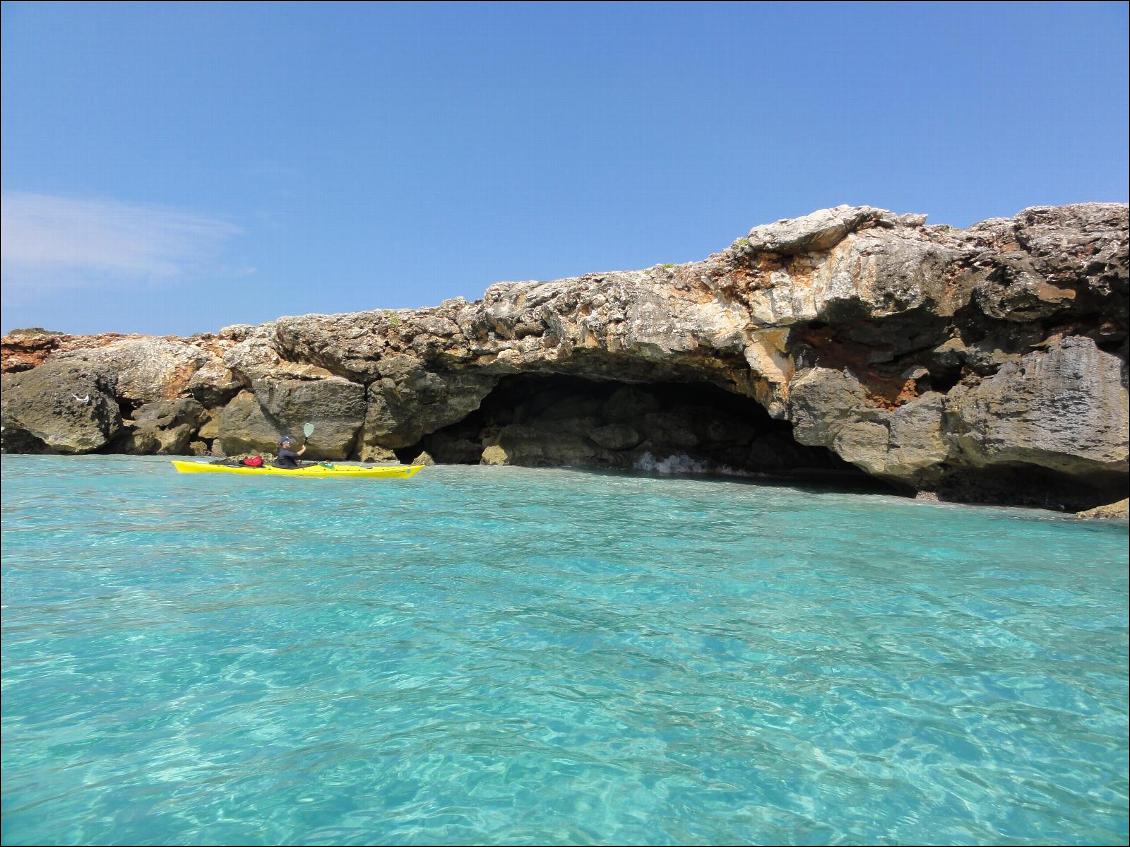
[300,422,333,467]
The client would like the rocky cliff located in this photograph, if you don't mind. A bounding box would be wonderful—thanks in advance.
[3,203,1127,510]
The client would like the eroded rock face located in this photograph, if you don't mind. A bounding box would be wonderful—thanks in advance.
[252,376,367,460]
[946,337,1128,478]
[360,369,498,451]
[2,202,1126,510]
[114,399,207,455]
[217,391,282,456]
[55,337,211,405]
[1,361,121,453]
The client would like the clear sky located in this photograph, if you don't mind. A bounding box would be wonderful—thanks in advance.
[2,1,1127,337]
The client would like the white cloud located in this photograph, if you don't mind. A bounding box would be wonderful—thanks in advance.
[0,191,242,291]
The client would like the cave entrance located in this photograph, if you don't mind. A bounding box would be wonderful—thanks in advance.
[400,373,888,488]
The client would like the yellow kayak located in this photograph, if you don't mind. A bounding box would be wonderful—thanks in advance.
[170,460,424,479]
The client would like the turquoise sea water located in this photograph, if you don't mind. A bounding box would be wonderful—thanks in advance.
[2,455,1127,846]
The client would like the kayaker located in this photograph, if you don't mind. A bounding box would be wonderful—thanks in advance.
[274,435,307,469]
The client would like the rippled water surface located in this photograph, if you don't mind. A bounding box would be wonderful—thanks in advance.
[2,455,1127,845]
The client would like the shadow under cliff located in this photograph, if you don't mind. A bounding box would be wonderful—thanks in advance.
[396,373,902,495]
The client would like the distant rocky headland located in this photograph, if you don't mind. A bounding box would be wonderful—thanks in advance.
[3,203,1127,513]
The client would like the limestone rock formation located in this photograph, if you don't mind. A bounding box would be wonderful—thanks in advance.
[252,375,367,460]
[54,337,211,405]
[1,360,121,453]
[3,202,1127,511]
[216,391,283,456]
[946,337,1128,478]
[114,398,207,455]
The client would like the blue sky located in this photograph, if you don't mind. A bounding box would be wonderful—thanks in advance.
[2,1,1127,337]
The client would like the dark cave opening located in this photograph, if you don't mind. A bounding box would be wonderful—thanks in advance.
[398,373,897,491]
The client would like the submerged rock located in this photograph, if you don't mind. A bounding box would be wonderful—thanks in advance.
[1076,499,1129,520]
